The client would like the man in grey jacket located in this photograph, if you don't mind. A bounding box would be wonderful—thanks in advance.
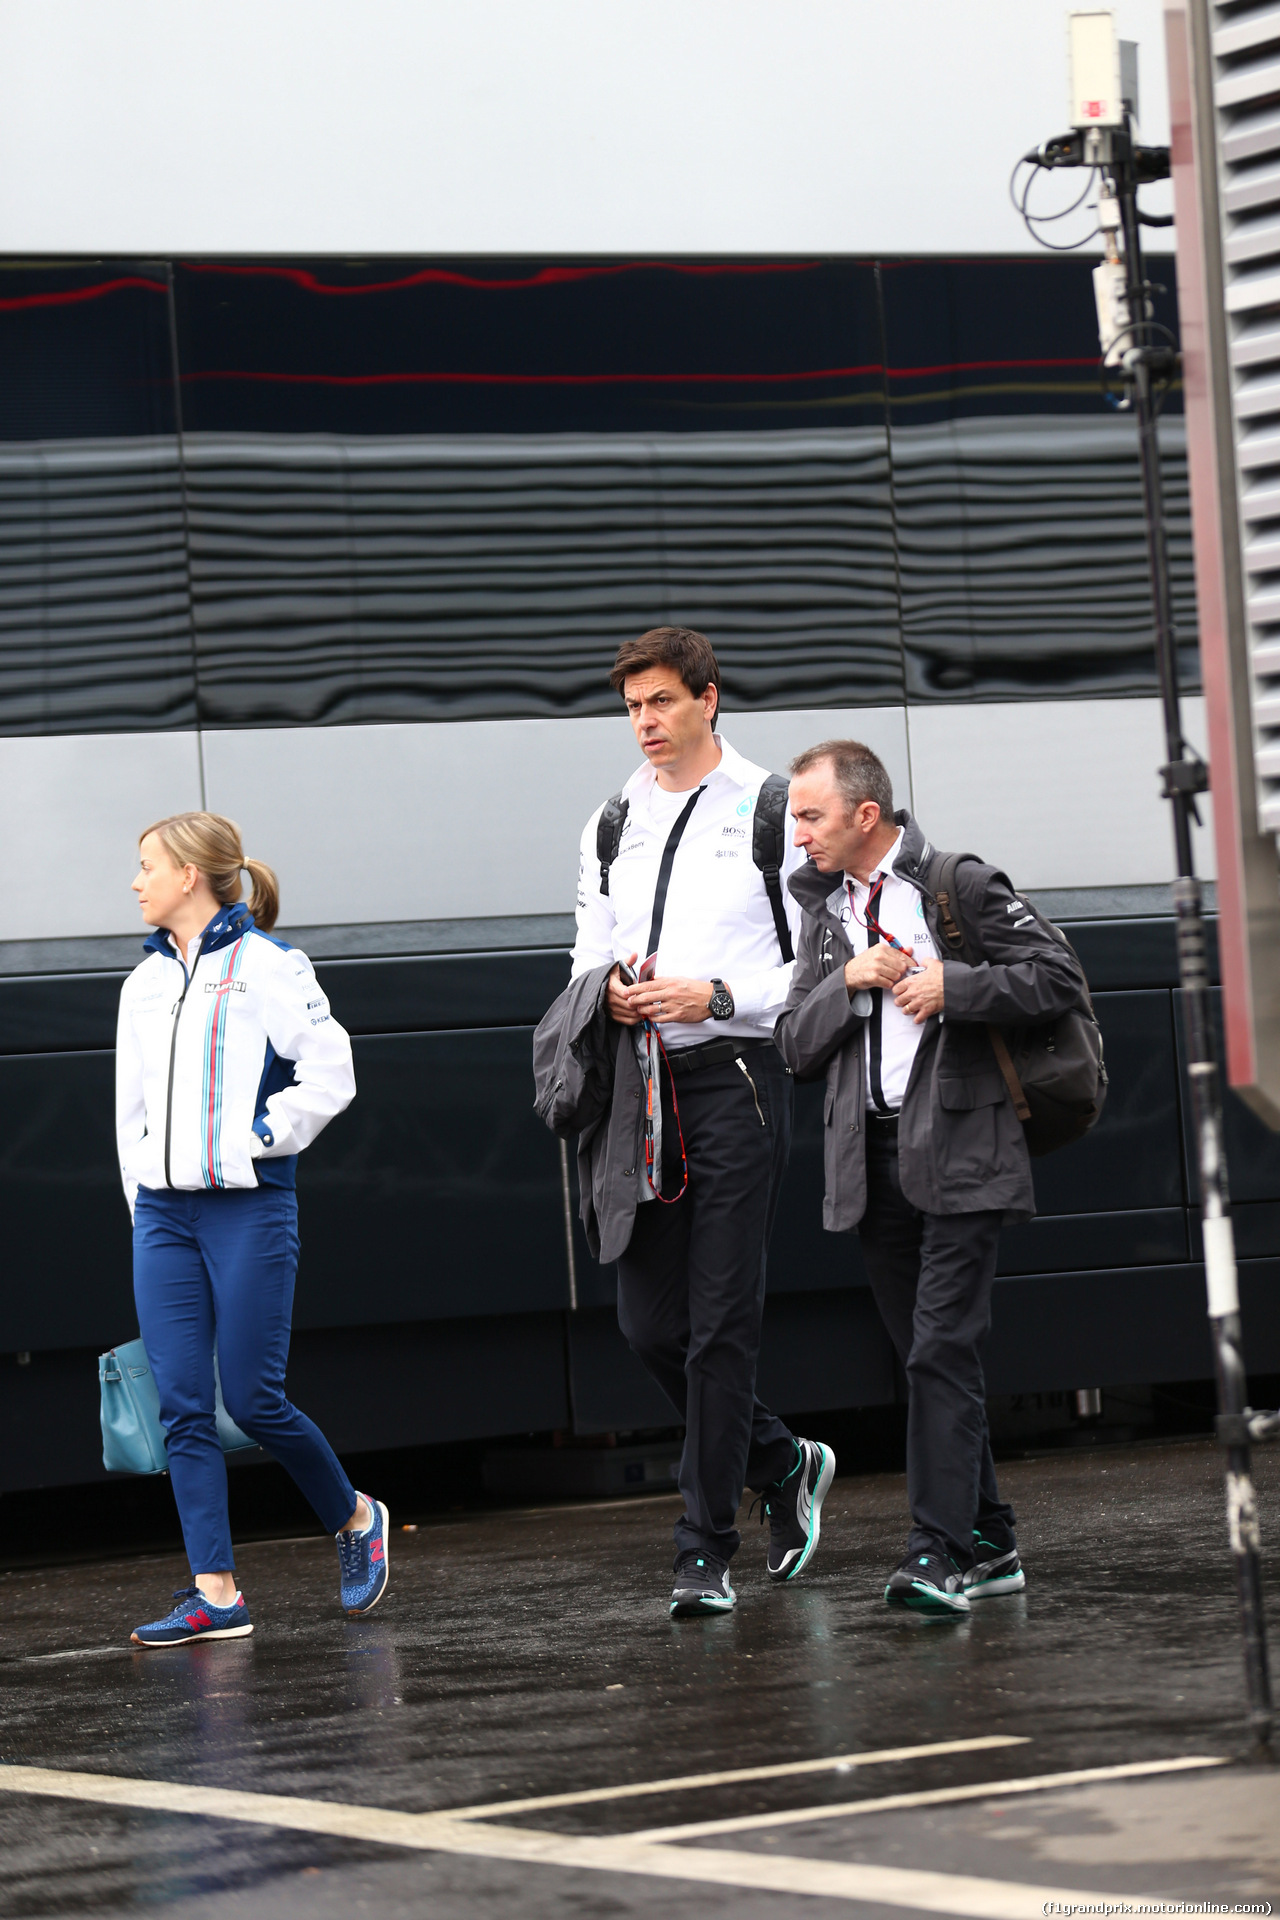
[775,739,1082,1614]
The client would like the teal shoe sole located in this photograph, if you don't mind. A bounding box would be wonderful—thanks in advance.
[964,1568,1027,1599]
[885,1580,971,1616]
[774,1442,836,1584]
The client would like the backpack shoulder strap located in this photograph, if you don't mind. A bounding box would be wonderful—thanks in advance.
[752,773,794,964]
[595,792,629,898]
[924,848,981,963]
[924,848,1031,1120]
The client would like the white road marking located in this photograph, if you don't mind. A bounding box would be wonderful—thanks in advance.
[0,1763,1169,1918]
[445,1734,1027,1818]
[631,1754,1230,1841]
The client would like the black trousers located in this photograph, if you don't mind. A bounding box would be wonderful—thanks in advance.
[616,1043,797,1563]
[857,1123,1017,1568]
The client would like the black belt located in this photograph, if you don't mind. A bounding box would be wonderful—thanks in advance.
[664,1036,774,1078]
[868,1108,901,1128]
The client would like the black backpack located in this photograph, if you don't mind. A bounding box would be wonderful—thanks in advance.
[595,772,795,963]
[926,851,1107,1158]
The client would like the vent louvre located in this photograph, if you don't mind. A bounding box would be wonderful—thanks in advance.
[1209,0,1280,832]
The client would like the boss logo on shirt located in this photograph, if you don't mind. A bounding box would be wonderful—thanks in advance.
[204,979,247,995]
[721,825,746,840]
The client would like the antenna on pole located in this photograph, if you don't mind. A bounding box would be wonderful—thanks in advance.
[1015,7,1275,1755]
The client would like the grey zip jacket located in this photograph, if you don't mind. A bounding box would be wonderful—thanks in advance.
[773,811,1083,1229]
[532,962,644,1263]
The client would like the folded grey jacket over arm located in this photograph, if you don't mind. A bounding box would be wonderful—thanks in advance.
[532,964,645,1265]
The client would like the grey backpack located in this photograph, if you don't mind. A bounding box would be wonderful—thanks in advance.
[926,851,1108,1157]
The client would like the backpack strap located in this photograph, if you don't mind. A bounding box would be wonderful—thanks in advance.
[752,772,795,964]
[596,792,629,897]
[925,849,977,962]
[924,848,1032,1122]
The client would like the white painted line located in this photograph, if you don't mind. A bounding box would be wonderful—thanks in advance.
[0,1764,1166,1919]
[447,1734,1028,1819]
[631,1754,1230,1842]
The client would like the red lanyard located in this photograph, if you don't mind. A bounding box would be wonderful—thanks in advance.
[847,875,917,966]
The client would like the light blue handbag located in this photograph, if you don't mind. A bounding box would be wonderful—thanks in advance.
[99,1337,256,1474]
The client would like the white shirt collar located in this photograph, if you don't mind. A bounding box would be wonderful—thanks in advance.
[833,826,906,909]
[621,729,753,808]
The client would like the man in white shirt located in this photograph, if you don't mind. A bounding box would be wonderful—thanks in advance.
[571,627,835,1618]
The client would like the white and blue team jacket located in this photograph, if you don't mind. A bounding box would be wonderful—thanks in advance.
[115,901,356,1217]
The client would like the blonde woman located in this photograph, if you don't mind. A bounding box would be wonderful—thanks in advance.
[115,812,388,1645]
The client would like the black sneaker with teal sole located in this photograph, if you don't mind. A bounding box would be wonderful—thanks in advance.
[884,1551,971,1615]
[963,1535,1025,1598]
[670,1550,736,1617]
[131,1586,253,1646]
[759,1436,836,1582]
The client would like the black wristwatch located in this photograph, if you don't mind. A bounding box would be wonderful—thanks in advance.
[708,978,735,1021]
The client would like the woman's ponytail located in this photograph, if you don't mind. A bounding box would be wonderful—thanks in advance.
[140,812,281,931]
[243,857,280,932]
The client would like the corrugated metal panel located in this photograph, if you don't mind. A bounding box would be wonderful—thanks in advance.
[0,421,1197,734]
[892,417,1197,697]
[1207,0,1280,829]
[0,438,194,734]
[180,429,900,724]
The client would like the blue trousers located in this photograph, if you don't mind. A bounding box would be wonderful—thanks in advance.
[133,1185,357,1575]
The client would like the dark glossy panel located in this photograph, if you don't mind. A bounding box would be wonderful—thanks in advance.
[0,264,196,735]
[284,1315,569,1454]
[293,1027,568,1326]
[0,1052,134,1350]
[313,951,570,1036]
[567,1309,681,1433]
[985,1259,1280,1394]
[1030,990,1184,1215]
[0,971,126,1053]
[1062,915,1218,991]
[0,1317,570,1493]
[879,256,1197,702]
[1175,990,1280,1204]
[173,258,888,438]
[0,919,1209,1054]
[0,949,572,1055]
[998,1208,1188,1275]
[1195,1201,1280,1261]
[755,1289,898,1415]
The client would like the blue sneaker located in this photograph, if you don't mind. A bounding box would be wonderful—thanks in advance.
[131,1586,253,1646]
[337,1494,390,1615]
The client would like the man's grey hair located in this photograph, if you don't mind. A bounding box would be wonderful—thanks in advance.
[789,739,894,822]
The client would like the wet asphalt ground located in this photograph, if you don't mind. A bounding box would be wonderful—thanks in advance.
[0,1436,1278,1916]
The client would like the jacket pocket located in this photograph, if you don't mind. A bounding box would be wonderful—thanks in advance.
[823,1084,836,1126]
[938,1073,1005,1111]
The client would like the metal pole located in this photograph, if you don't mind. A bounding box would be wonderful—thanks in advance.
[1112,123,1274,1750]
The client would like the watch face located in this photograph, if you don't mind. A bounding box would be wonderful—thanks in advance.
[710,987,734,1020]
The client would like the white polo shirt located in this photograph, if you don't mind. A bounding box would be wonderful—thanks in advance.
[571,733,804,1049]
[833,827,939,1110]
